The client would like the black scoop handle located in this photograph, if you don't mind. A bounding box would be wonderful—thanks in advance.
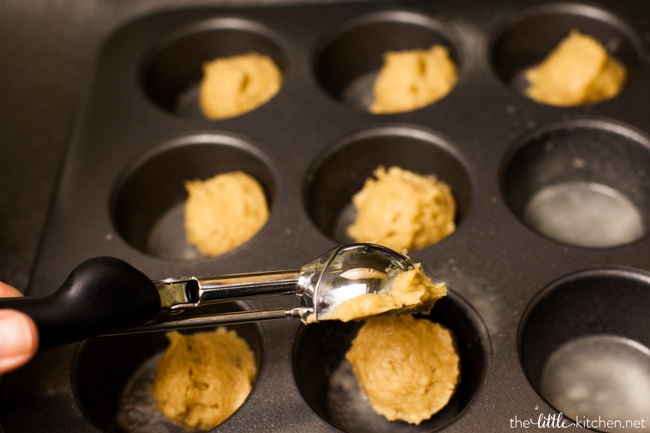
[0,257,161,349]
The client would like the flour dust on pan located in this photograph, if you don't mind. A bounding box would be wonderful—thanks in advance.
[293,293,489,433]
[501,118,650,249]
[541,335,650,433]
[523,180,644,248]
[520,267,650,433]
[117,353,183,433]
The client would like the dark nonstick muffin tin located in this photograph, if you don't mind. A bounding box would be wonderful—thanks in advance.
[2,0,650,432]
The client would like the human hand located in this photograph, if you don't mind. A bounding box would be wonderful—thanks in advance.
[0,282,39,374]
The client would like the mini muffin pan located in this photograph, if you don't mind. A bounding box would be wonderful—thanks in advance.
[2,0,650,432]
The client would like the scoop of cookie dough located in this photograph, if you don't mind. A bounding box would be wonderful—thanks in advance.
[525,30,626,106]
[318,263,446,322]
[370,45,457,114]
[153,328,257,431]
[347,166,456,251]
[184,171,269,256]
[346,315,460,425]
[199,52,282,119]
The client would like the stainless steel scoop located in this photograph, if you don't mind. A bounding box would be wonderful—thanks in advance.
[0,243,415,349]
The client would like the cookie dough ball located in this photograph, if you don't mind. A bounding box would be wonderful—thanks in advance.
[153,328,257,431]
[525,30,627,106]
[319,263,446,322]
[185,171,269,256]
[370,45,457,114]
[346,315,460,425]
[347,166,456,252]
[199,52,282,120]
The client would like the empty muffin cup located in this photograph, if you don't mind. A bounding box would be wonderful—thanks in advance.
[314,9,460,111]
[111,133,275,259]
[490,2,640,101]
[519,267,650,432]
[72,302,263,433]
[500,118,650,248]
[304,125,471,248]
[293,290,489,433]
[141,17,286,117]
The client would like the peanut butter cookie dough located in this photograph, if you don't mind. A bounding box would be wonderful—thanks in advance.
[319,263,446,322]
[346,315,460,425]
[370,45,457,114]
[199,53,282,120]
[153,328,256,431]
[184,171,269,256]
[347,166,456,252]
[525,30,627,106]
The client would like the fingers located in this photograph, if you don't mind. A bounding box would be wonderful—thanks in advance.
[0,281,24,298]
[0,282,39,374]
[0,309,39,375]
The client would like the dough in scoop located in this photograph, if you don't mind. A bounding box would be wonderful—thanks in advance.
[318,263,446,322]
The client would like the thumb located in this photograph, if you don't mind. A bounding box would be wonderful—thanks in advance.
[0,309,39,374]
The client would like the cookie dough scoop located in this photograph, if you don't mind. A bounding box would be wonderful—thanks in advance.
[0,243,417,349]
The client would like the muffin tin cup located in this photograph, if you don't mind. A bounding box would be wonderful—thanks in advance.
[73,303,265,433]
[142,16,287,117]
[490,2,642,99]
[314,9,461,111]
[1,0,649,432]
[293,290,490,433]
[519,267,650,430]
[500,118,650,248]
[304,124,471,246]
[111,133,277,260]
